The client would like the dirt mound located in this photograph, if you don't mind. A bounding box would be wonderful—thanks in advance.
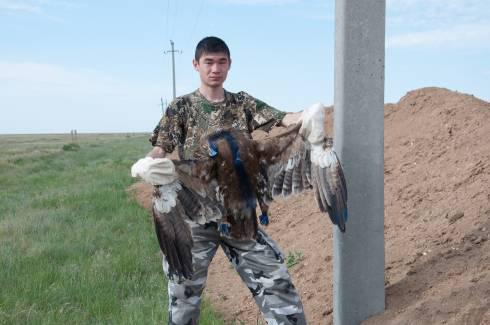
[365,87,490,325]
[131,87,489,324]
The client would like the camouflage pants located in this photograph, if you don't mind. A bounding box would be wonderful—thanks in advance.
[162,220,307,325]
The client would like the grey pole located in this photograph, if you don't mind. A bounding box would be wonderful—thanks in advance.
[164,40,181,100]
[170,40,176,99]
[333,1,386,324]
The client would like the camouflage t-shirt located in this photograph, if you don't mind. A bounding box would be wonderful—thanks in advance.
[150,89,286,160]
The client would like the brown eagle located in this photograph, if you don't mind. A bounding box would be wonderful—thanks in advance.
[151,123,347,280]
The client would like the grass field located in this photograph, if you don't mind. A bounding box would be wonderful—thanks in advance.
[0,133,223,324]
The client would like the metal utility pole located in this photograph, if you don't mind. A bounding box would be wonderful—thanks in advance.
[333,0,386,324]
[164,40,181,99]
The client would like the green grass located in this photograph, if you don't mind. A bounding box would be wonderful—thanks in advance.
[285,251,304,269]
[0,133,224,325]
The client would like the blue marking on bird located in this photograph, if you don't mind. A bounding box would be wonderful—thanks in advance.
[208,140,218,158]
[259,213,269,225]
[219,223,231,236]
[334,208,348,232]
[207,130,257,212]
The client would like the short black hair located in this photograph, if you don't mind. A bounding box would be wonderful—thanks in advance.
[195,36,230,61]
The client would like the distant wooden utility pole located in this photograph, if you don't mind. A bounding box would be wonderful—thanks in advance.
[164,40,182,99]
[160,97,168,114]
[70,129,78,143]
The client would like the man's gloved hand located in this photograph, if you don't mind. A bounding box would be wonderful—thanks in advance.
[131,157,177,185]
[299,102,326,144]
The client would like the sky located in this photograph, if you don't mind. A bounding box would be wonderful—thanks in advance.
[1,0,489,134]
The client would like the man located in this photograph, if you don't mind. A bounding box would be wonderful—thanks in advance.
[147,36,307,325]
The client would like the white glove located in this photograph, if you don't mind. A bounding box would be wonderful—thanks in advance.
[299,102,326,144]
[131,157,177,185]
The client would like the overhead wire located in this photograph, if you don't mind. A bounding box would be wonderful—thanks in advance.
[162,0,173,110]
[170,0,179,40]
[187,0,206,51]
[165,0,170,41]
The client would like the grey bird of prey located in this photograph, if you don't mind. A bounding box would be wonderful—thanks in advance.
[151,123,347,280]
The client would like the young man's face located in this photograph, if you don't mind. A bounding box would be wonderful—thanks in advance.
[193,52,231,88]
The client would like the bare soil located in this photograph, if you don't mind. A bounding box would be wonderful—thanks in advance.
[129,87,490,324]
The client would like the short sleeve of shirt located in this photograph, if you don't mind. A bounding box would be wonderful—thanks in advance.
[237,91,286,132]
[153,100,187,153]
[149,117,163,146]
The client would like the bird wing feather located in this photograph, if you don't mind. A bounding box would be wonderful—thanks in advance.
[151,159,224,280]
[255,124,312,198]
[310,146,348,232]
[256,124,348,232]
[152,200,194,280]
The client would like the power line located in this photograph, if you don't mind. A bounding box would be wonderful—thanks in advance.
[187,0,206,49]
[165,0,170,41]
[170,0,179,39]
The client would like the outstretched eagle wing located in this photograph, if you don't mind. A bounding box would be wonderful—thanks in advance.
[255,124,348,232]
[152,189,193,280]
[309,146,348,232]
[152,159,223,280]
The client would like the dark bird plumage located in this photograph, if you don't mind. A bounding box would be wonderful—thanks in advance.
[152,123,347,279]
